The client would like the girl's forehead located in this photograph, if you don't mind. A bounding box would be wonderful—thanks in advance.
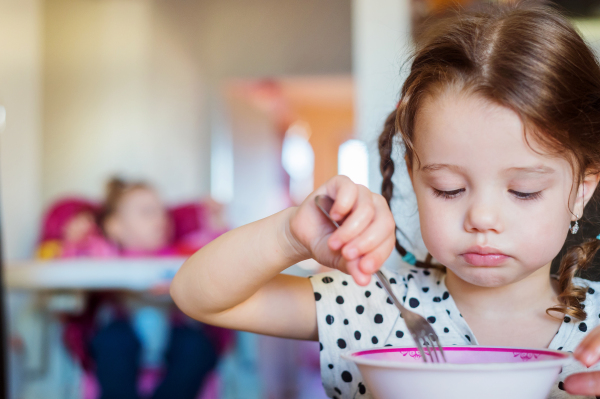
[412,92,571,176]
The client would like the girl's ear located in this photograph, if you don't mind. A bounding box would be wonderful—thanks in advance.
[574,170,600,219]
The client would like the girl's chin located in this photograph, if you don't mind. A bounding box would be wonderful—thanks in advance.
[447,267,515,288]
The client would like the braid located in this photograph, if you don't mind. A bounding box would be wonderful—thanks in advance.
[547,238,600,320]
[378,109,440,269]
[379,110,397,211]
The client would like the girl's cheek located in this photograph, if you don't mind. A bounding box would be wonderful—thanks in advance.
[418,200,457,262]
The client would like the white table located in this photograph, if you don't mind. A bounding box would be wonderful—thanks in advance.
[4,257,321,291]
[5,258,187,291]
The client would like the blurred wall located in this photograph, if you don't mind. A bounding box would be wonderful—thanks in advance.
[42,0,352,205]
[0,0,43,259]
[43,0,209,204]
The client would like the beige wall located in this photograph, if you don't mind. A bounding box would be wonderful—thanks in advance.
[42,0,351,205]
[43,0,210,204]
[0,0,43,259]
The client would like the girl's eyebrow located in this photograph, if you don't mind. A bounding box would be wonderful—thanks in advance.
[420,164,556,175]
[504,165,556,175]
[420,163,464,173]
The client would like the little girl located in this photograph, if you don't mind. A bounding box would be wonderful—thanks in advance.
[172,2,600,398]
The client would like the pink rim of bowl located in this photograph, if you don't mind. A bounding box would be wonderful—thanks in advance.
[341,346,572,371]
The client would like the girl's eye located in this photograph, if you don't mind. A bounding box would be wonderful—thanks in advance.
[509,190,542,201]
[433,188,465,199]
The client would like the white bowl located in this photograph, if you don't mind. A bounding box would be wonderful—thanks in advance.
[341,346,571,399]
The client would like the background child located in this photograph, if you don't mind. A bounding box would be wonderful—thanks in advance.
[172,2,600,398]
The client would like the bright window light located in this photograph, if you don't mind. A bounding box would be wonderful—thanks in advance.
[338,139,369,186]
[282,122,315,203]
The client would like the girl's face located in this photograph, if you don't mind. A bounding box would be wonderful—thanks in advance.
[107,188,169,252]
[410,90,577,288]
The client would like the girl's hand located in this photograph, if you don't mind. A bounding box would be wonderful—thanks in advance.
[287,175,396,286]
[565,326,600,394]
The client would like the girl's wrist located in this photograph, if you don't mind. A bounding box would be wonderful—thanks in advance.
[279,207,311,264]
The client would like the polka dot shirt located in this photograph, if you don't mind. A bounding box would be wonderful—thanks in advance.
[310,261,600,399]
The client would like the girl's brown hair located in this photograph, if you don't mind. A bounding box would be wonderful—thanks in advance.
[379,1,600,320]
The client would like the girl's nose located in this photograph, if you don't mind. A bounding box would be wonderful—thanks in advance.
[463,198,503,234]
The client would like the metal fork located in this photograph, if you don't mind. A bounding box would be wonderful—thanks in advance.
[315,195,446,363]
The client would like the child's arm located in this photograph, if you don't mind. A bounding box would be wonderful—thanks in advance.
[170,176,396,341]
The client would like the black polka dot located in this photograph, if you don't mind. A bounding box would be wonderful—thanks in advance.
[422,287,429,293]
[427,316,436,324]
[374,314,383,324]
[402,296,407,302]
[589,287,595,295]
[442,291,450,300]
[320,342,323,351]
[460,314,463,317]
[558,381,565,391]
[386,297,393,304]
[557,347,563,350]
[314,292,321,301]
[336,296,344,304]
[342,281,348,286]
[444,327,449,333]
[335,387,342,395]
[337,339,347,349]
[372,336,378,344]
[385,344,392,347]
[407,273,414,280]
[564,316,571,323]
[356,305,364,314]
[322,276,333,284]
[423,270,431,276]
[409,298,420,308]
[326,315,334,325]
[582,304,586,310]
[358,382,366,394]
[344,319,349,325]
[389,278,397,284]
[579,322,588,332]
[328,364,334,369]
[433,297,441,302]
[354,331,362,340]
[465,335,471,342]
[410,269,418,273]
[396,330,404,338]
[446,309,450,315]
[375,282,382,289]
[341,371,353,383]
[365,291,371,298]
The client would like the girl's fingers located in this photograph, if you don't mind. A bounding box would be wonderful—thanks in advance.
[328,185,374,251]
[341,195,395,262]
[344,257,372,286]
[564,371,600,395]
[357,236,396,275]
[326,175,358,221]
[574,326,600,367]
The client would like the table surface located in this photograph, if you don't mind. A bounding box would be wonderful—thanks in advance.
[4,257,320,291]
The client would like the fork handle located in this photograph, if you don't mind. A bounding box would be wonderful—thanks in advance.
[375,270,409,314]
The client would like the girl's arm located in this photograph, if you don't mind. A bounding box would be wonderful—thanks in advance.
[170,176,396,341]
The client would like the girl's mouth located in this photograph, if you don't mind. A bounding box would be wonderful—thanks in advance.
[462,253,509,266]
[461,246,510,266]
